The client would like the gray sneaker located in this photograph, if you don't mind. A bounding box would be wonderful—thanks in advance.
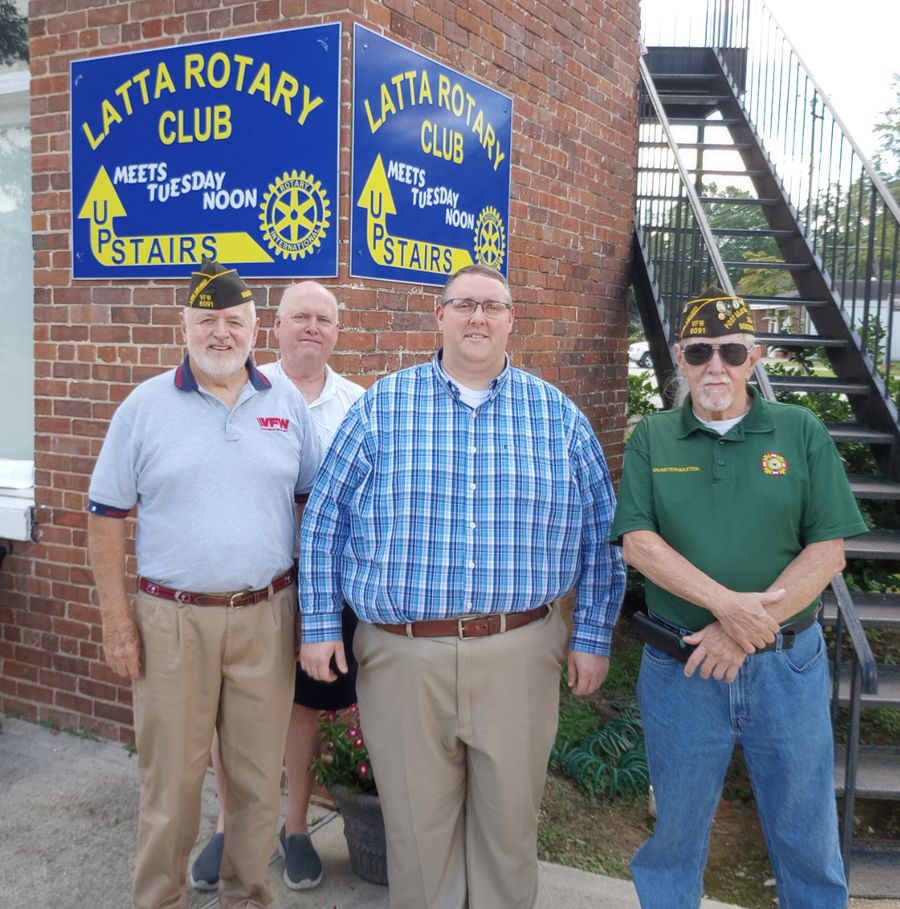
[278,826,323,890]
[189,831,223,891]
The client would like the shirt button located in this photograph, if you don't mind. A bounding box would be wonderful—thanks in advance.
[469,446,476,454]
[469,522,476,529]
[470,483,476,490]
[468,561,475,569]
[718,458,725,465]
[466,601,473,609]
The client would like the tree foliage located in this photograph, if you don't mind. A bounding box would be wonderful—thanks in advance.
[0,1,27,65]
[703,182,780,261]
[874,72,900,181]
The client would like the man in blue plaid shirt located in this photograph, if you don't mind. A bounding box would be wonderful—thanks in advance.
[300,264,625,909]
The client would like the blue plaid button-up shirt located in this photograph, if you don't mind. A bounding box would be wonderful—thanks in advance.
[299,352,625,655]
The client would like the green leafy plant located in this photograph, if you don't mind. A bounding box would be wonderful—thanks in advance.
[40,715,61,733]
[627,372,657,420]
[311,704,377,796]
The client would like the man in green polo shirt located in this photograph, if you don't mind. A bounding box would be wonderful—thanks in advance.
[610,287,867,909]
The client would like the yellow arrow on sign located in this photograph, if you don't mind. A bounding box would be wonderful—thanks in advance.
[77,166,274,267]
[357,155,473,273]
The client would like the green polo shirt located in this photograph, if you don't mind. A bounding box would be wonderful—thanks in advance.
[610,387,868,631]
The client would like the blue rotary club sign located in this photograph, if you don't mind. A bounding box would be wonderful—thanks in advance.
[71,24,341,279]
[351,25,512,286]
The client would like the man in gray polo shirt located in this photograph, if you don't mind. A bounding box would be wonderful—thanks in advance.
[87,259,321,909]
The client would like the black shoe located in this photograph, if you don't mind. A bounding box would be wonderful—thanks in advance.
[279,826,323,890]
[189,831,224,891]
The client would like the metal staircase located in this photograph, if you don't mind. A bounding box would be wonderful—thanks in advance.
[634,0,900,896]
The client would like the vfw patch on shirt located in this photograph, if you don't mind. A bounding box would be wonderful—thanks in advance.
[257,416,290,432]
[761,451,788,476]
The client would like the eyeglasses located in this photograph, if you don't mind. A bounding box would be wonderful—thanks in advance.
[443,298,512,318]
[682,342,755,367]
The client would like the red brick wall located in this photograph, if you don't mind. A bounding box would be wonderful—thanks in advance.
[0,0,639,741]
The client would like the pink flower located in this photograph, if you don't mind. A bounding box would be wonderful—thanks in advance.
[326,741,335,751]
[324,711,338,723]
[347,726,360,739]
[353,736,365,749]
[358,762,370,777]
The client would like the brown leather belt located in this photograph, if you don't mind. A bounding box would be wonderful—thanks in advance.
[138,568,295,608]
[375,603,551,640]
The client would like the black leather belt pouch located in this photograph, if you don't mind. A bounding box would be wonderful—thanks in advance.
[631,611,695,665]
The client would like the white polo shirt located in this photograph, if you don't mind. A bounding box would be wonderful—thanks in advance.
[259,361,365,446]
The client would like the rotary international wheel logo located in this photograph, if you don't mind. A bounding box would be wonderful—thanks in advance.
[761,452,788,476]
[474,206,506,269]
[260,170,330,260]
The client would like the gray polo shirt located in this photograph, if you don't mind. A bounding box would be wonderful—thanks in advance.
[88,357,322,592]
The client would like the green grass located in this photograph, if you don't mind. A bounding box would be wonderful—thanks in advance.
[537,819,629,878]
[604,645,643,699]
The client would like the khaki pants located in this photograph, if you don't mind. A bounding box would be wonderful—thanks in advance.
[131,586,296,909]
[354,606,569,909]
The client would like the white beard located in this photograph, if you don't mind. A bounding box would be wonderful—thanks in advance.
[188,341,248,377]
[694,377,734,414]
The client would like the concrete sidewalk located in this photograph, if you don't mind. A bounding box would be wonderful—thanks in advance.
[0,714,747,909]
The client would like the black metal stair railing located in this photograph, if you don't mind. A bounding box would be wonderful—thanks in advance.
[828,573,880,868]
[639,1,893,890]
[707,0,900,400]
[636,52,773,400]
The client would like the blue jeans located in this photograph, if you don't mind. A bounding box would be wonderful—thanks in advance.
[631,623,847,909]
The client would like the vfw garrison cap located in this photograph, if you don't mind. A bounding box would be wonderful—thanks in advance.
[678,285,755,340]
[187,258,253,309]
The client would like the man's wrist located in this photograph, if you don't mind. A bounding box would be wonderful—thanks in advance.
[568,629,611,657]
[300,609,344,643]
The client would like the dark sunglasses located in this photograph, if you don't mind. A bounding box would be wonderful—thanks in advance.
[682,342,755,367]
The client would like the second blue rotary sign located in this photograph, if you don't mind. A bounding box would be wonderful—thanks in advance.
[351,25,513,286]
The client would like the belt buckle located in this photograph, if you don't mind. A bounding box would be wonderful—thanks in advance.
[457,613,505,639]
[229,591,251,608]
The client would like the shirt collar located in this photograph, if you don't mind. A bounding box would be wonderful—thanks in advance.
[678,384,772,439]
[433,348,511,401]
[312,364,338,406]
[175,356,271,392]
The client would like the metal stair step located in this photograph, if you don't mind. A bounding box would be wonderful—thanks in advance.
[742,294,831,307]
[834,745,900,799]
[832,663,900,709]
[757,332,846,348]
[644,227,795,239]
[844,529,900,560]
[642,141,755,152]
[846,840,900,899]
[848,475,900,499]
[646,73,720,83]
[765,374,871,395]
[722,259,813,270]
[664,117,743,127]
[821,591,900,628]
[697,195,778,205]
[655,93,729,106]
[823,423,896,445]
[640,167,767,178]
[690,168,769,178]
[711,228,796,238]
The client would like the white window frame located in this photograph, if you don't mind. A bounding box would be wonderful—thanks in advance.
[0,69,35,542]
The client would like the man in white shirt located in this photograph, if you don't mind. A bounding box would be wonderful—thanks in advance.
[191,282,364,893]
